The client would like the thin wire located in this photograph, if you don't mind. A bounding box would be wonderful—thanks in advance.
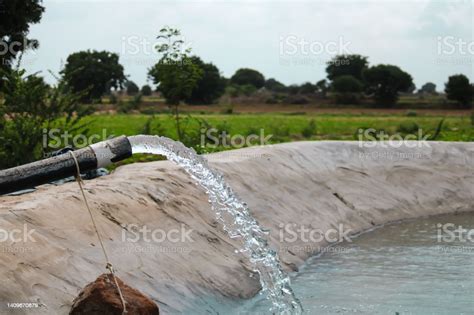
[69,151,127,314]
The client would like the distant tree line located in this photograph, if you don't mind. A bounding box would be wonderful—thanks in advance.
[39,48,474,109]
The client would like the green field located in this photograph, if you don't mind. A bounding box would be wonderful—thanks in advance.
[79,112,473,167]
[84,112,474,142]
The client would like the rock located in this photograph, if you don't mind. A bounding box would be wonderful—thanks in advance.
[70,273,159,315]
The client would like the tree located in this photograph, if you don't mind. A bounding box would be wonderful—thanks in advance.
[125,81,139,96]
[141,85,152,96]
[264,78,286,93]
[61,50,126,103]
[326,54,368,81]
[0,68,91,169]
[299,82,317,94]
[419,82,437,94]
[316,79,328,98]
[331,75,363,104]
[445,74,472,108]
[230,68,265,88]
[148,27,203,140]
[363,64,413,106]
[0,0,44,71]
[185,56,226,104]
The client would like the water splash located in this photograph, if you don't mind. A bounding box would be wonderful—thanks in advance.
[128,135,302,314]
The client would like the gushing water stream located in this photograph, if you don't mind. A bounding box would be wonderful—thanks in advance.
[128,135,302,314]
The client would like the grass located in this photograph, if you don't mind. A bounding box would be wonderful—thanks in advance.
[77,111,473,168]
[83,112,474,142]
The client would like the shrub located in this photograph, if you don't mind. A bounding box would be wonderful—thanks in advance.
[284,95,309,104]
[117,93,142,113]
[241,84,257,96]
[108,93,118,104]
[125,81,139,96]
[270,124,290,142]
[230,68,265,89]
[428,119,444,140]
[419,82,437,94]
[397,121,419,135]
[220,104,234,115]
[445,74,472,108]
[265,96,278,104]
[301,119,317,138]
[141,85,152,96]
[299,82,316,94]
[331,75,363,104]
[264,78,286,93]
[141,115,165,135]
[0,68,91,169]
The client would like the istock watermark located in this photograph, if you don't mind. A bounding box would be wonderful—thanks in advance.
[200,128,273,149]
[0,38,37,57]
[437,223,474,243]
[121,35,192,56]
[279,35,352,56]
[437,36,474,56]
[357,128,431,148]
[0,224,36,243]
[278,223,353,243]
[121,224,194,243]
[42,128,115,151]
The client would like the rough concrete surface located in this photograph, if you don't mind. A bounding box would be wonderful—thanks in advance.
[0,141,472,314]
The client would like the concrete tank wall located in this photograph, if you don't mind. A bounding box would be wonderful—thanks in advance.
[0,141,472,313]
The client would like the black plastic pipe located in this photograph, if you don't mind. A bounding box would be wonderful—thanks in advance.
[0,136,132,195]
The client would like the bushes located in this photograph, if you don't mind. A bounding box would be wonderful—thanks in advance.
[185,56,226,104]
[301,119,317,138]
[117,93,142,113]
[61,50,126,103]
[270,124,290,142]
[445,74,472,108]
[0,68,91,169]
[230,68,265,89]
[125,81,139,96]
[141,85,152,96]
[284,95,309,104]
[331,75,363,104]
[397,121,419,135]
[363,64,413,106]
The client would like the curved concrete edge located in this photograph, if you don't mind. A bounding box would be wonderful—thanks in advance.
[0,141,472,314]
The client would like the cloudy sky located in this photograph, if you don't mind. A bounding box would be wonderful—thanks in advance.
[23,0,473,91]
